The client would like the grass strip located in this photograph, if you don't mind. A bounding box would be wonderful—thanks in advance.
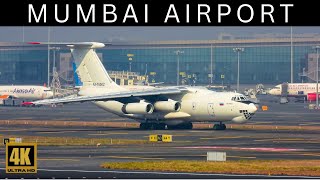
[101,160,320,177]
[1,135,148,146]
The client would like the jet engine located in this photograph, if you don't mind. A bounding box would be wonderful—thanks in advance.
[122,102,154,114]
[154,101,181,112]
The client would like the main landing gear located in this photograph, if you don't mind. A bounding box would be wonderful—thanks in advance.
[139,122,193,130]
[167,122,193,130]
[140,123,167,130]
[213,122,226,130]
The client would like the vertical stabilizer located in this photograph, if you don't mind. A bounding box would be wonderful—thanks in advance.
[70,43,121,90]
[29,42,123,91]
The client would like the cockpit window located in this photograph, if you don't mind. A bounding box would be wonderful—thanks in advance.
[231,95,248,102]
[231,95,254,104]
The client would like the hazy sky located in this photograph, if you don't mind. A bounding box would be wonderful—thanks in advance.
[1,27,320,42]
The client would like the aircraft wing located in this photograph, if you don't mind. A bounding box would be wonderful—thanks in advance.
[28,42,107,48]
[148,82,165,86]
[32,87,188,105]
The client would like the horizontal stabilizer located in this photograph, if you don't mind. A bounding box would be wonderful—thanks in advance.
[28,42,107,49]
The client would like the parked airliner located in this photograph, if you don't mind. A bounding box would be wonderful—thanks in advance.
[0,85,54,101]
[269,83,320,101]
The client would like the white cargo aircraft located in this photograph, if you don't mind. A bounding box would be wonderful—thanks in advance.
[30,42,257,130]
[0,85,54,101]
[269,83,320,101]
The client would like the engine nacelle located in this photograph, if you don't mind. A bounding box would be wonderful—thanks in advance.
[122,102,154,115]
[154,101,181,112]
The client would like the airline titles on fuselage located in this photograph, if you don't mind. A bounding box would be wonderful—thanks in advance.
[289,85,316,90]
[13,88,36,94]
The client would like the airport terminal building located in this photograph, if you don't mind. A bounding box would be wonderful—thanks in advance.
[1,37,320,86]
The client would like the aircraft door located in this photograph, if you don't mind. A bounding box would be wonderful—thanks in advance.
[207,103,214,116]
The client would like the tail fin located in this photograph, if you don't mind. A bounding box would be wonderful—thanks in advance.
[28,42,121,90]
[72,62,83,88]
[71,44,120,90]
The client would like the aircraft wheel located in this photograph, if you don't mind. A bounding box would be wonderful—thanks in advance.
[167,123,193,130]
[185,122,193,129]
[139,123,147,130]
[157,123,167,130]
[222,124,226,130]
[213,123,226,130]
[213,124,219,130]
[166,125,175,130]
[148,123,155,130]
[140,123,167,130]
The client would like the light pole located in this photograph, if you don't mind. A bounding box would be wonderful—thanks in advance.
[210,44,213,85]
[127,54,134,72]
[313,46,320,108]
[233,48,244,92]
[47,26,51,87]
[290,26,294,83]
[174,50,184,86]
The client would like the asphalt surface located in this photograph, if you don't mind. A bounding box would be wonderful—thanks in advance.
[0,95,320,178]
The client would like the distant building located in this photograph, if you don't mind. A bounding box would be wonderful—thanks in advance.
[0,37,320,85]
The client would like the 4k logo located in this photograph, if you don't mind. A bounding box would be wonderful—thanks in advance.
[6,143,37,173]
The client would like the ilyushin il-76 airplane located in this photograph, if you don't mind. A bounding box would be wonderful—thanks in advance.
[30,42,257,130]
